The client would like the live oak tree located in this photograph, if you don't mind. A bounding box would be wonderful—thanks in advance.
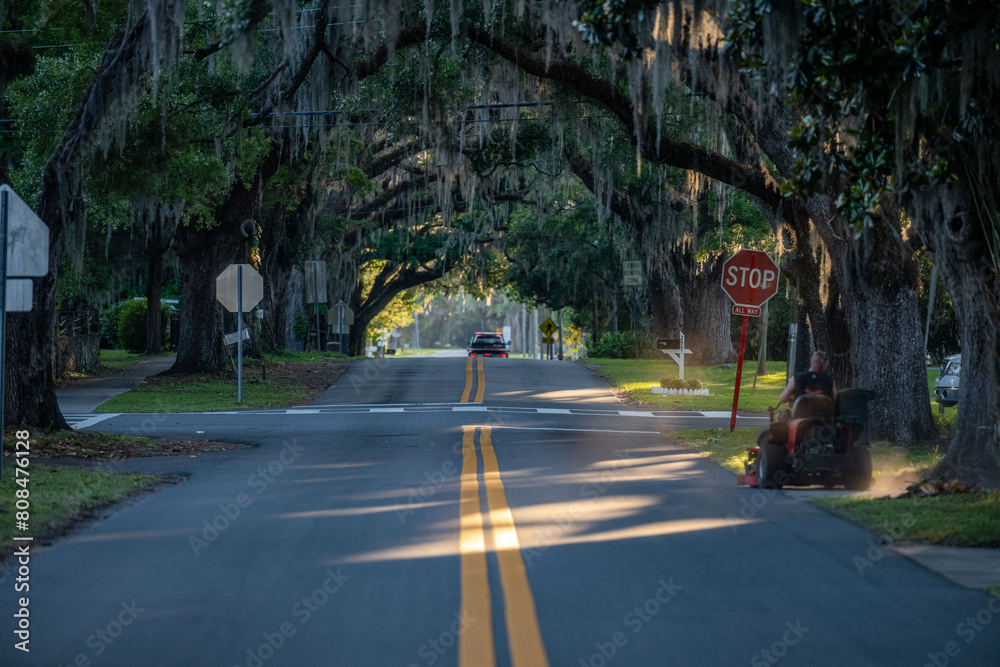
[723,0,1000,486]
[556,0,937,447]
[4,0,188,428]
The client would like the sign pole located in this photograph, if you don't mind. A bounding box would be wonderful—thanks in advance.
[730,315,749,431]
[0,190,8,479]
[679,332,685,381]
[338,301,344,355]
[313,263,320,355]
[237,265,243,404]
[631,287,639,360]
[557,309,563,360]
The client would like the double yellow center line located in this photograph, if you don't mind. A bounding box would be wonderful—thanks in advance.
[461,356,486,403]
[459,426,549,667]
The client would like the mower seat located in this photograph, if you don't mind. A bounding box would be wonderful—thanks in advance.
[791,394,834,420]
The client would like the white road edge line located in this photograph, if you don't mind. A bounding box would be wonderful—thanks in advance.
[471,425,659,435]
[309,402,466,408]
[699,411,768,420]
[71,414,120,430]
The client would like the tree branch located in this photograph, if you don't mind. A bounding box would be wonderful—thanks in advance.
[461,24,782,207]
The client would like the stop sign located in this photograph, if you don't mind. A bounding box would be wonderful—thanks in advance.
[216,264,264,312]
[721,249,779,308]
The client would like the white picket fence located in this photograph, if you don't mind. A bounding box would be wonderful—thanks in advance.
[651,386,709,396]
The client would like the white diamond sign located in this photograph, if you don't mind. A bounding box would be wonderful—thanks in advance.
[216,264,263,313]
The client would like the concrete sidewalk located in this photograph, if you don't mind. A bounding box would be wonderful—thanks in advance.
[56,354,176,414]
[893,544,1000,590]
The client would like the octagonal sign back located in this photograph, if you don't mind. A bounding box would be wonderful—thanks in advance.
[721,249,779,308]
[216,264,263,313]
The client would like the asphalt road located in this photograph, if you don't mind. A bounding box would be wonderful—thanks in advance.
[4,357,998,666]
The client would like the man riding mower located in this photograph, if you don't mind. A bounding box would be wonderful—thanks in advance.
[737,352,876,490]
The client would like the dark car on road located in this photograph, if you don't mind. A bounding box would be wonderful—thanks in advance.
[468,332,508,358]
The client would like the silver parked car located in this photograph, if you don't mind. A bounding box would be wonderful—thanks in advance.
[934,354,961,407]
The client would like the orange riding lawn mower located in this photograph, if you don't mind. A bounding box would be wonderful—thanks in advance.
[737,389,877,490]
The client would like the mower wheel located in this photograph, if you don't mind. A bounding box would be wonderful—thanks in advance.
[757,442,788,489]
[844,445,873,491]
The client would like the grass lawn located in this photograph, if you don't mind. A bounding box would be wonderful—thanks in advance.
[96,374,314,412]
[262,350,351,363]
[1,463,160,551]
[585,358,789,412]
[671,427,943,477]
[588,358,958,424]
[670,427,759,475]
[392,347,439,357]
[812,493,1000,547]
[93,351,352,413]
[100,349,173,371]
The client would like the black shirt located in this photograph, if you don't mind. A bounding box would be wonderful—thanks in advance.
[794,371,834,399]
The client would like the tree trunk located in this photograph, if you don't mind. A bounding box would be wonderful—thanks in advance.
[648,273,681,338]
[912,186,1000,488]
[778,212,853,386]
[260,206,291,353]
[671,252,735,365]
[843,270,936,444]
[168,149,280,373]
[794,302,812,374]
[611,288,619,333]
[817,204,936,445]
[144,207,164,355]
[756,302,769,376]
[6,259,68,430]
[169,224,236,373]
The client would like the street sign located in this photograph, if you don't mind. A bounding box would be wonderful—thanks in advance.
[721,249,779,310]
[326,299,354,354]
[732,304,762,317]
[721,249,780,431]
[216,264,263,403]
[623,260,643,287]
[223,328,251,347]
[539,317,558,336]
[0,184,49,277]
[216,264,263,312]
[326,300,354,326]
[304,260,327,303]
[542,336,555,344]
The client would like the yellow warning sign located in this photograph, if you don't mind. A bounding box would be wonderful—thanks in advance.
[539,318,558,336]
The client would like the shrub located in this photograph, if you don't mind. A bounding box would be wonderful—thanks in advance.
[116,299,170,352]
[292,312,308,340]
[100,301,128,348]
[590,331,636,359]
[660,378,702,390]
[589,331,659,359]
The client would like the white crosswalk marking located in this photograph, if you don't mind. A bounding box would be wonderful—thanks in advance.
[61,406,768,429]
[64,414,120,430]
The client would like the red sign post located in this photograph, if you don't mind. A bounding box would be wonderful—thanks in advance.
[721,249,780,430]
